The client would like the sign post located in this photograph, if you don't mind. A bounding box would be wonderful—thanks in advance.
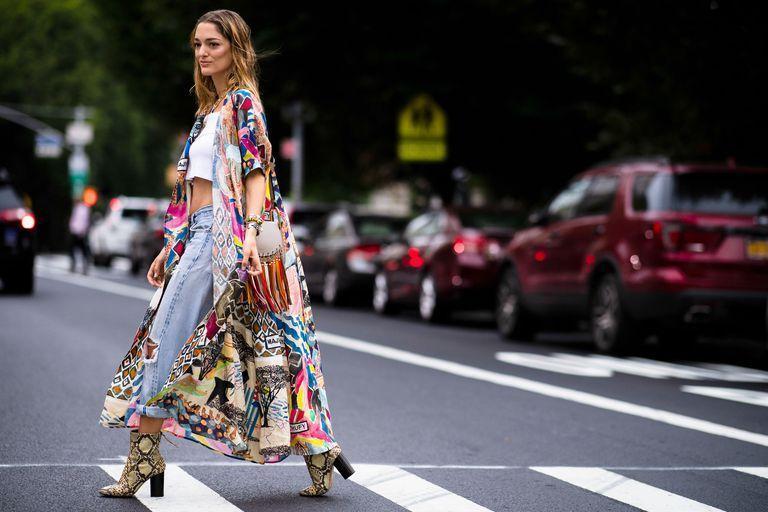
[397,94,447,162]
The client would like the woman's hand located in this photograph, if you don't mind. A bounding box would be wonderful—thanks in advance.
[242,228,263,276]
[147,247,167,287]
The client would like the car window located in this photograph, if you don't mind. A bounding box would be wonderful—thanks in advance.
[633,172,768,215]
[121,208,149,221]
[458,210,525,229]
[547,179,591,222]
[352,216,407,237]
[405,213,437,237]
[576,175,619,216]
[325,212,349,238]
[0,186,23,209]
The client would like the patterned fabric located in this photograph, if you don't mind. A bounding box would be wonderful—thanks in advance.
[100,89,337,464]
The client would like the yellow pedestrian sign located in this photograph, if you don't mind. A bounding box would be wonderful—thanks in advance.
[397,94,447,162]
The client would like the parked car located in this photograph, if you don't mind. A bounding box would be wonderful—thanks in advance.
[129,202,167,275]
[89,196,162,267]
[373,207,524,322]
[284,201,337,252]
[301,207,409,305]
[0,173,36,293]
[496,158,768,353]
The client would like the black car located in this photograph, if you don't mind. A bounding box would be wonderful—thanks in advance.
[300,207,409,305]
[0,174,37,293]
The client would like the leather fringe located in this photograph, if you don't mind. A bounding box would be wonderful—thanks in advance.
[245,255,292,313]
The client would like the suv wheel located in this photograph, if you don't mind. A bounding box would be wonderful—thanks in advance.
[322,268,340,305]
[590,274,640,353]
[419,273,449,323]
[373,271,398,315]
[496,267,536,341]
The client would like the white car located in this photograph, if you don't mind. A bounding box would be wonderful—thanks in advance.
[89,196,165,267]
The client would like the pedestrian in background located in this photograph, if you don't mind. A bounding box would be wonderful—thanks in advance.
[68,197,90,274]
[97,9,353,499]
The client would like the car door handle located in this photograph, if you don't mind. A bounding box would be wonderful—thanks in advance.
[593,225,606,235]
[547,232,561,240]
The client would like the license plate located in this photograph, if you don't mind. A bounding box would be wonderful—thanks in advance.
[746,239,768,260]
[4,227,17,247]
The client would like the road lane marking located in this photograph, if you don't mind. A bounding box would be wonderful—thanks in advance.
[100,463,242,511]
[681,386,768,407]
[2,463,768,471]
[530,466,726,512]
[33,265,768,448]
[350,464,492,511]
[495,352,613,376]
[318,331,768,448]
[36,266,154,301]
[495,351,768,382]
[732,466,768,479]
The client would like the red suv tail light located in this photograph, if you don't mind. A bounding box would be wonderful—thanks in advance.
[0,208,35,229]
[654,221,725,253]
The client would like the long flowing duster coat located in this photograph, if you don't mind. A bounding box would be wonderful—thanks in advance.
[100,89,337,463]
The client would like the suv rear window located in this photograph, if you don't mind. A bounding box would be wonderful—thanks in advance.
[0,186,24,209]
[458,210,524,229]
[633,172,768,215]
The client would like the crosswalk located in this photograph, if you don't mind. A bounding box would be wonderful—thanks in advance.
[88,462,768,511]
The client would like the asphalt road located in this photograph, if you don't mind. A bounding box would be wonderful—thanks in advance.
[1,254,767,512]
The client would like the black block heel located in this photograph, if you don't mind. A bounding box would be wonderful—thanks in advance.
[333,452,355,479]
[150,472,164,497]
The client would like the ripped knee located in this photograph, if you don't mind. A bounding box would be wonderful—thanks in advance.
[144,337,160,363]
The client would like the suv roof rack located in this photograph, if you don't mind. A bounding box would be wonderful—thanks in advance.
[591,155,671,169]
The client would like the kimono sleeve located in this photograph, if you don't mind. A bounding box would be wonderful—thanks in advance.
[235,90,274,181]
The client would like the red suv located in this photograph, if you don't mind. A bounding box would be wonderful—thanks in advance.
[496,158,768,352]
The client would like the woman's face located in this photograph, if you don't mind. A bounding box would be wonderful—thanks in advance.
[194,22,233,78]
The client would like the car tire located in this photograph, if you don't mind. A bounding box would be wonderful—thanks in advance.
[130,258,142,276]
[419,273,449,323]
[373,271,399,315]
[4,259,34,294]
[496,267,536,341]
[589,273,641,353]
[322,268,341,305]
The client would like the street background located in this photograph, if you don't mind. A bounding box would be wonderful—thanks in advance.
[2,1,768,511]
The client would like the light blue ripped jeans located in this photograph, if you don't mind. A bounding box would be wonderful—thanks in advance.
[135,203,214,418]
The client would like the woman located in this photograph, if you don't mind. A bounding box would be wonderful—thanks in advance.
[98,9,353,499]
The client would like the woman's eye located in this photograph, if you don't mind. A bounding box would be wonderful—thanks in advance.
[211,43,219,47]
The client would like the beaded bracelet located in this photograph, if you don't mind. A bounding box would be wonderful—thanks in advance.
[245,220,262,235]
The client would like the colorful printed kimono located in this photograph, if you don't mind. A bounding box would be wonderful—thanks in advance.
[100,88,337,463]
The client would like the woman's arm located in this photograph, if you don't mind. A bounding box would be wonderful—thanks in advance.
[237,89,272,276]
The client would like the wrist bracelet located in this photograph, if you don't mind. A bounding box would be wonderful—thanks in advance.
[244,214,263,224]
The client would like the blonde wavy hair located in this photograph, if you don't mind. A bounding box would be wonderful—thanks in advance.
[189,9,263,116]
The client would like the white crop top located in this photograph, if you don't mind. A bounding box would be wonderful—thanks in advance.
[186,111,220,182]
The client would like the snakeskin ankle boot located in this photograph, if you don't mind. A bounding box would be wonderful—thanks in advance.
[299,445,355,497]
[99,431,166,498]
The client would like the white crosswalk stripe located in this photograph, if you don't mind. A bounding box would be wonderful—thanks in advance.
[530,466,726,512]
[100,463,243,511]
[349,464,493,511]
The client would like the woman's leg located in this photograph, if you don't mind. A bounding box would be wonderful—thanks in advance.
[134,204,215,424]
[139,416,164,433]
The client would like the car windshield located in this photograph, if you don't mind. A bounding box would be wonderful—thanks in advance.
[352,216,407,237]
[633,172,768,215]
[121,208,149,221]
[0,186,24,209]
[458,210,523,229]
